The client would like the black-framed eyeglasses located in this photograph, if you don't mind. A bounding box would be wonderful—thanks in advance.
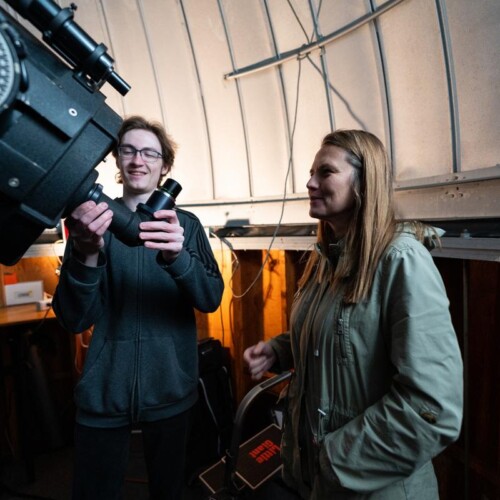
[117,145,163,163]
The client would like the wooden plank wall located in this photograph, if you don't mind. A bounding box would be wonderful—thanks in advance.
[433,258,500,500]
[195,249,307,402]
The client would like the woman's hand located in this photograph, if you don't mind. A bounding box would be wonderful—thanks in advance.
[243,341,276,380]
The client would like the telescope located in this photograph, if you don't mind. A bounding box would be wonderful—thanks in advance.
[0,1,174,265]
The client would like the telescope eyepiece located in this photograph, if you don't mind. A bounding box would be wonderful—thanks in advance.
[137,178,183,218]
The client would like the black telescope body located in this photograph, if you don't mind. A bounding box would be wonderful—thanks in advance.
[0,1,180,265]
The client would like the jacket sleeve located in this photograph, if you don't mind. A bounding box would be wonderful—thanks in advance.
[156,210,224,313]
[318,241,463,492]
[268,333,294,371]
[52,242,107,334]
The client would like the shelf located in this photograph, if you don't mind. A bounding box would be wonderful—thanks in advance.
[210,235,500,261]
[432,237,500,262]
[20,235,500,262]
[22,242,65,259]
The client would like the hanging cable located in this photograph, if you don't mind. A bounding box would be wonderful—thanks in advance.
[209,230,239,348]
[305,54,368,130]
[222,55,304,300]
[286,0,311,42]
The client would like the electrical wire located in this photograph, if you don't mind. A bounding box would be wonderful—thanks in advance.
[206,3,314,342]
[207,1,319,305]
[50,239,64,267]
[215,1,365,299]
[305,54,368,130]
[302,0,369,130]
[209,231,235,348]
[29,303,53,337]
[220,54,303,300]
[286,0,311,42]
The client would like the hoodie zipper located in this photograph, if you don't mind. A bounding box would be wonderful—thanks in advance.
[130,246,143,423]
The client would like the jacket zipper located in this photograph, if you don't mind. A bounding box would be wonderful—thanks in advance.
[316,408,327,444]
[337,303,348,360]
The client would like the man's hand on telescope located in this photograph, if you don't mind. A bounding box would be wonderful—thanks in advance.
[139,209,184,264]
[66,201,113,264]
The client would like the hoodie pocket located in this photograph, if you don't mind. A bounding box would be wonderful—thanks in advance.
[139,336,197,408]
[75,339,135,416]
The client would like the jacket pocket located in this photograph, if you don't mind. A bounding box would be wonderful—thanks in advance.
[328,404,361,432]
[335,304,353,366]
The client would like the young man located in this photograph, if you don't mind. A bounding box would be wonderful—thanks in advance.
[53,116,224,499]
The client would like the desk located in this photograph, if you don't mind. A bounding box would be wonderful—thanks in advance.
[0,304,56,327]
[0,304,61,482]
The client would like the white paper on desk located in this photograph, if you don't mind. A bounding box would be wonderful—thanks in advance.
[4,281,44,306]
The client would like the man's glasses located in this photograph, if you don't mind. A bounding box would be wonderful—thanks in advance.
[117,145,163,163]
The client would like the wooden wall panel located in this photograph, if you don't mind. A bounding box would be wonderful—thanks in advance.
[433,258,500,499]
[465,261,500,498]
[195,247,240,347]
[226,250,264,402]
[198,249,308,402]
[262,250,287,341]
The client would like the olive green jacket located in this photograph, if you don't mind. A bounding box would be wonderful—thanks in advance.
[269,230,463,499]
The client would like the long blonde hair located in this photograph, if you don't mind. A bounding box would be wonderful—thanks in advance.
[298,130,396,303]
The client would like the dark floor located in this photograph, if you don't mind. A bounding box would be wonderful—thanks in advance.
[0,442,299,500]
[0,389,298,500]
[0,443,207,500]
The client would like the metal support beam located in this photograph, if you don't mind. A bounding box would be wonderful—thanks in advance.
[224,0,407,80]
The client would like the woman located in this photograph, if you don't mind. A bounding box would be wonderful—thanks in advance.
[53,116,224,499]
[244,130,463,499]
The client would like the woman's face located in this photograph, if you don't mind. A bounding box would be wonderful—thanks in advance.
[118,128,168,196]
[307,144,356,235]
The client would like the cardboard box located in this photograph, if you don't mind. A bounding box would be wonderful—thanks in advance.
[4,281,44,306]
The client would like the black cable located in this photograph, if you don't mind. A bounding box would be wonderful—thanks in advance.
[305,54,369,130]
[229,55,303,300]
[286,0,311,43]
